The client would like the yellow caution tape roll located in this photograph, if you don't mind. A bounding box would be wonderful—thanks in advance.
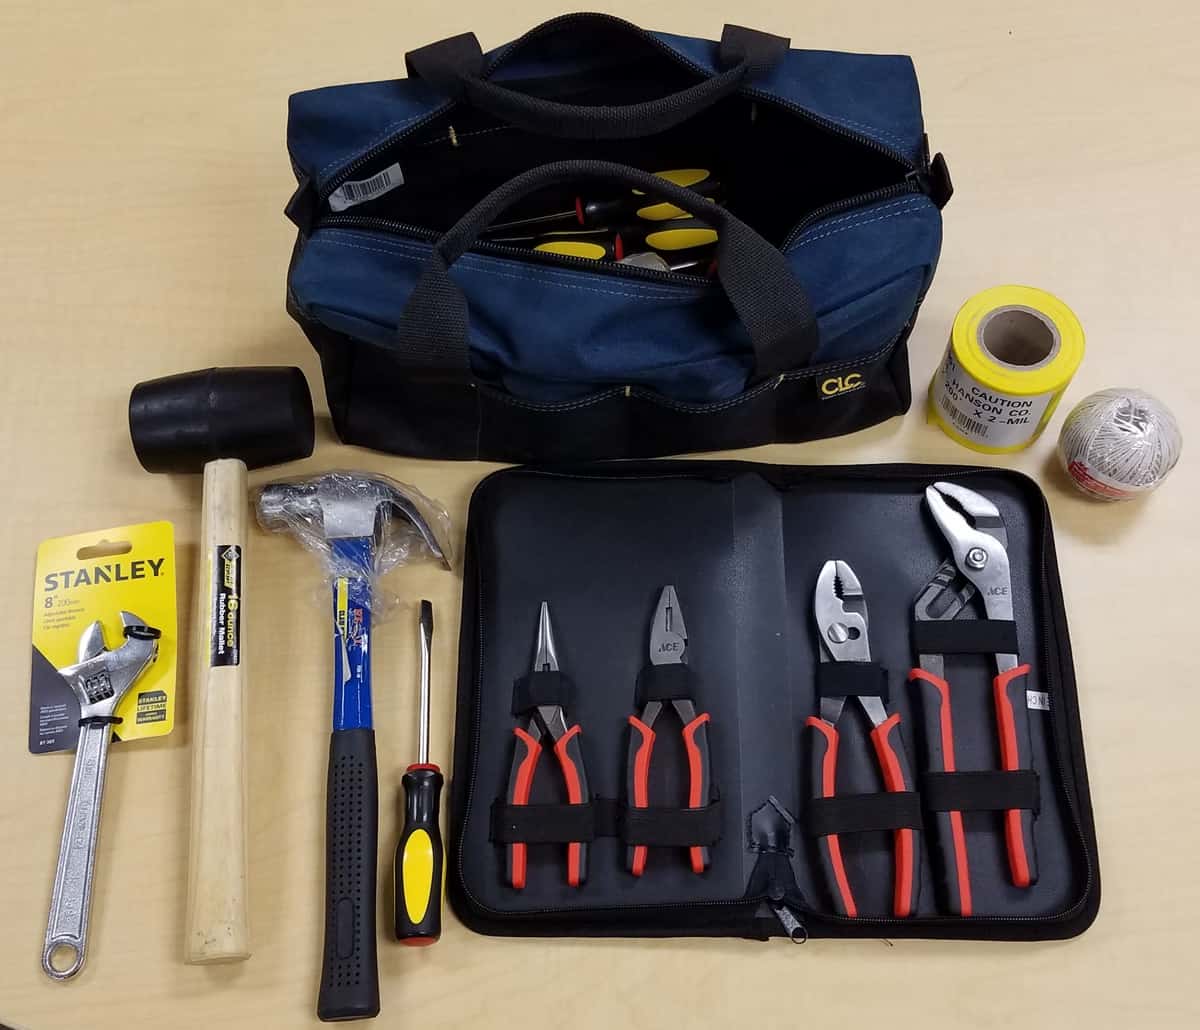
[928,285,1086,453]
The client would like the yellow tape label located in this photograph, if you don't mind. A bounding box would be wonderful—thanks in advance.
[934,348,1055,448]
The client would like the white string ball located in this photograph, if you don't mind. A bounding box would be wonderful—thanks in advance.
[1058,389,1182,501]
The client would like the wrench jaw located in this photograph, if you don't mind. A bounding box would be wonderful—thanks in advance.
[57,612,160,717]
[76,620,107,663]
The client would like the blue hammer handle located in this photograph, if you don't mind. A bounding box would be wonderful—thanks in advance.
[318,534,380,1022]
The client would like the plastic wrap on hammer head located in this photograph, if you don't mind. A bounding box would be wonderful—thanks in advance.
[252,470,453,613]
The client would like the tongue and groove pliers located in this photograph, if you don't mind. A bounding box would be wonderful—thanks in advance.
[626,585,713,876]
[807,560,920,918]
[505,602,591,889]
[909,481,1038,914]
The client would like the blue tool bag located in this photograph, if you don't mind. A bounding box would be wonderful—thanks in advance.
[285,14,951,460]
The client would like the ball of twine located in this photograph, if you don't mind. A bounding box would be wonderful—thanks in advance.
[1058,388,1182,500]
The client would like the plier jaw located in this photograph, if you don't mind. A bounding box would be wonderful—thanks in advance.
[924,482,1013,622]
[649,584,687,666]
[532,601,559,672]
[813,559,870,665]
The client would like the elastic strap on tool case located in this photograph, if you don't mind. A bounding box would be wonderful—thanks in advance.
[910,618,1042,816]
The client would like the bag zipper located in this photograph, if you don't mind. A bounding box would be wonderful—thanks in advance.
[311,18,926,242]
[781,175,926,251]
[318,213,712,285]
[307,21,935,285]
[455,464,1097,936]
[320,165,931,288]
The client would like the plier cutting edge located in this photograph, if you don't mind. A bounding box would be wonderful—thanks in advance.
[506,602,591,889]
[626,586,713,876]
[909,482,1037,914]
[808,560,920,918]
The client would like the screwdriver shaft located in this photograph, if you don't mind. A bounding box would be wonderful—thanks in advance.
[417,600,432,765]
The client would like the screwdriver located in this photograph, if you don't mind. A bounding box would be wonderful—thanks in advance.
[618,248,716,274]
[503,219,719,259]
[393,600,443,945]
[483,168,721,236]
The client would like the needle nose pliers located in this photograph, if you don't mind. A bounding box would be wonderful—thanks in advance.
[807,560,921,918]
[626,585,713,876]
[909,482,1038,912]
[505,602,591,889]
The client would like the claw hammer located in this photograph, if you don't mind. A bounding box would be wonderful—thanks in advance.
[256,473,448,1022]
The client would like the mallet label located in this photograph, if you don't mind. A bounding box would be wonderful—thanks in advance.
[209,544,242,667]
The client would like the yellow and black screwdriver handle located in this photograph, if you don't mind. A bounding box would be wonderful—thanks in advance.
[394,762,444,944]
[519,219,720,262]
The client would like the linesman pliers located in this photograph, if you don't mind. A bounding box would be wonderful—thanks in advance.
[626,585,713,876]
[505,602,591,889]
[909,482,1037,914]
[807,560,920,918]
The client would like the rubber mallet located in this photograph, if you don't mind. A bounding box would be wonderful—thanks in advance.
[129,366,314,963]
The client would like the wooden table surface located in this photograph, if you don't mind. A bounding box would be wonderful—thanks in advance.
[2,1,1196,1027]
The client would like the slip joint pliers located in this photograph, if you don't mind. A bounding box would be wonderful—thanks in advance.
[807,560,920,918]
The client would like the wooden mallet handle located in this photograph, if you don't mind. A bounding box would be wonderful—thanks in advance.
[185,458,250,962]
[128,366,314,966]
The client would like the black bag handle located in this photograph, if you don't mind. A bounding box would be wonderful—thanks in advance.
[393,160,820,385]
[405,17,789,140]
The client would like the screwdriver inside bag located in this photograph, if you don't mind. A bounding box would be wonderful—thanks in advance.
[394,600,444,945]
[483,168,720,236]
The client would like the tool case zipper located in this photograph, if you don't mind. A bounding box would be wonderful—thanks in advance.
[455,463,1096,937]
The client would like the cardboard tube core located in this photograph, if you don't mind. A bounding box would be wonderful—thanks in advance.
[978,306,1061,370]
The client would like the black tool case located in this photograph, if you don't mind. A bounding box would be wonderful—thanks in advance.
[449,462,1099,941]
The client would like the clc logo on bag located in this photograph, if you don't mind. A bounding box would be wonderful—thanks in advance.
[820,373,865,399]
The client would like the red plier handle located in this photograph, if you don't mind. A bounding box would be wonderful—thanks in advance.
[505,713,590,890]
[909,663,1038,904]
[908,667,973,915]
[807,711,920,918]
[626,703,712,876]
[994,664,1037,887]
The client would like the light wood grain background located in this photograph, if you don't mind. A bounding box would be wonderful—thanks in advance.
[1,1,1196,1027]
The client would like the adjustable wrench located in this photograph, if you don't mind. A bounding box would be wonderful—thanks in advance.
[42,611,159,980]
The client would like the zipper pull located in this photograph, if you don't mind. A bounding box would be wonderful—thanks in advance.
[906,152,954,209]
[769,899,808,943]
[747,796,809,942]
